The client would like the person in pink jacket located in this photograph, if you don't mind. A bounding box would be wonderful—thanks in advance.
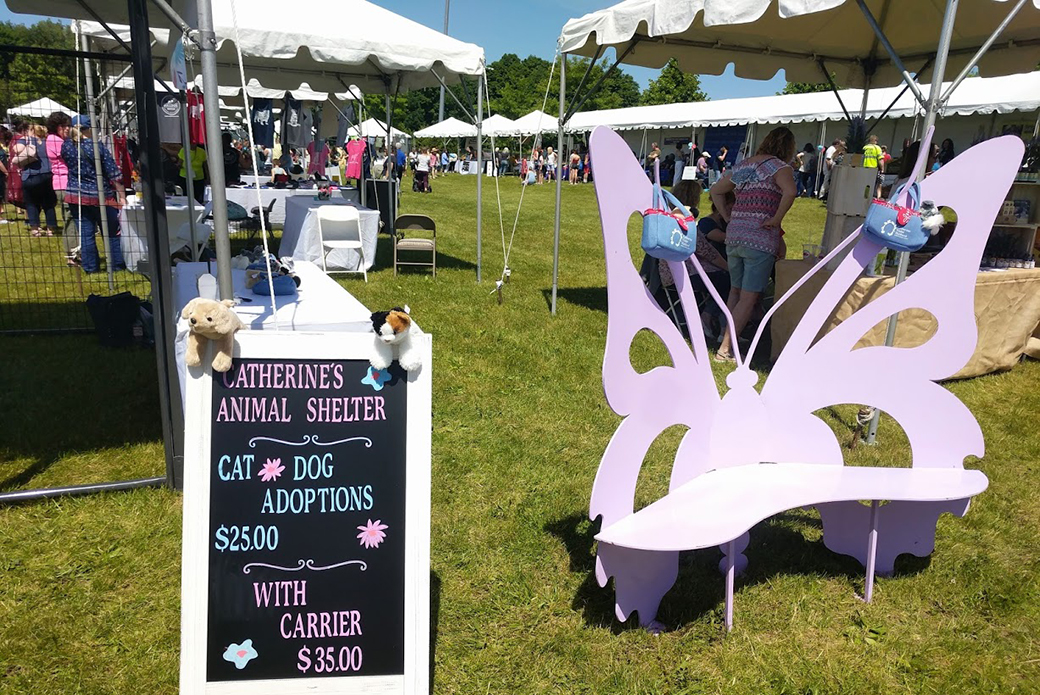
[45,111,74,261]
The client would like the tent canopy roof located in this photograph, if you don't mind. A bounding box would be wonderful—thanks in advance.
[511,109,559,135]
[560,0,1040,89]
[566,72,1040,131]
[10,0,485,93]
[358,117,410,140]
[7,97,76,117]
[480,113,518,137]
[414,116,478,138]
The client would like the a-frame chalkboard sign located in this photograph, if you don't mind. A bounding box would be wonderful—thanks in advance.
[180,331,431,694]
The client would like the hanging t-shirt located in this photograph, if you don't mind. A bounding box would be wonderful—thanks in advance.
[345,139,365,180]
[301,107,315,146]
[250,98,274,148]
[156,92,182,144]
[113,134,134,190]
[336,104,356,147]
[307,141,329,175]
[283,98,306,148]
[186,91,206,146]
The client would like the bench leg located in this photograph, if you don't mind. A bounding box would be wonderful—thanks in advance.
[819,498,972,578]
[724,539,735,631]
[596,544,678,632]
[864,500,879,603]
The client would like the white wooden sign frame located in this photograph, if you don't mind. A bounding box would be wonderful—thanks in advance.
[180,331,432,695]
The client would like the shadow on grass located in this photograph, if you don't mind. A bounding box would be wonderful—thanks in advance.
[546,509,931,632]
[369,234,477,272]
[0,334,162,492]
[541,287,607,313]
[429,571,441,691]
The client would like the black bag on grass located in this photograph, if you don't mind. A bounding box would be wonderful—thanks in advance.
[86,292,141,348]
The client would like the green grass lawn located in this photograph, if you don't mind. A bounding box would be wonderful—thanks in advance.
[2,173,1040,694]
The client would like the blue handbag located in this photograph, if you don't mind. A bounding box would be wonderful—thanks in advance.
[641,161,697,262]
[247,255,300,296]
[862,181,929,252]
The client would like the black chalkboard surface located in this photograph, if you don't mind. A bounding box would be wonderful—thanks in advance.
[181,331,431,695]
[206,357,407,682]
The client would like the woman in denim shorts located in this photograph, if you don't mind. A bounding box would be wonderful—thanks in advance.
[709,127,797,362]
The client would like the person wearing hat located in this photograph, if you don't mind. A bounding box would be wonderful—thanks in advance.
[61,114,126,274]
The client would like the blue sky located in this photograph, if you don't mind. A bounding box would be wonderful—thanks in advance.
[0,0,788,99]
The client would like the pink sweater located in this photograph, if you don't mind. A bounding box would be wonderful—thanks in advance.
[46,134,68,191]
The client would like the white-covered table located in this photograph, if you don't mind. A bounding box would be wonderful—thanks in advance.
[122,197,212,272]
[278,197,381,271]
[455,160,478,175]
[172,260,373,406]
[212,185,360,225]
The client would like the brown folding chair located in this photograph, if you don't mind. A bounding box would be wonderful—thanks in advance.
[393,214,436,276]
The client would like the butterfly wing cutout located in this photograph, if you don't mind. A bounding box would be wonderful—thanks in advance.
[590,126,722,524]
[758,135,1024,469]
[588,126,723,621]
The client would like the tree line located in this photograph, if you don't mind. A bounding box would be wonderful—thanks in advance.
[365,55,708,134]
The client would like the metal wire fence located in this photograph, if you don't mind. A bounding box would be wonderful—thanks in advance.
[0,46,151,333]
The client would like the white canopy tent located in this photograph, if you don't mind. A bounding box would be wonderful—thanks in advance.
[550,0,1040,316]
[414,116,478,139]
[560,0,1040,88]
[7,97,76,118]
[481,113,519,138]
[512,109,560,136]
[357,117,410,141]
[13,0,490,290]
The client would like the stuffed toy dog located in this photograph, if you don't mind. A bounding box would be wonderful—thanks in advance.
[370,306,422,372]
[181,298,244,372]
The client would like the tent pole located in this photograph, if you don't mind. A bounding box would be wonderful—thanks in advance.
[476,72,483,283]
[79,31,116,291]
[816,121,826,198]
[179,93,199,261]
[940,0,1029,104]
[551,51,565,315]
[196,0,232,300]
[866,0,959,445]
[128,0,182,488]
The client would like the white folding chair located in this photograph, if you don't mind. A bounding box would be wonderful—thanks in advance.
[317,205,366,281]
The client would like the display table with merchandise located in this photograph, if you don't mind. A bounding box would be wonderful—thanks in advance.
[171,260,372,406]
[211,184,360,225]
[122,197,211,272]
[770,259,1040,378]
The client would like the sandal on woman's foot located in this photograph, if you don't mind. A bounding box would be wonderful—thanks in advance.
[714,349,736,363]
[29,228,42,237]
[43,228,53,237]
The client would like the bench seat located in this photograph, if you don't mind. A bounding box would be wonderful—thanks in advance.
[597,463,988,552]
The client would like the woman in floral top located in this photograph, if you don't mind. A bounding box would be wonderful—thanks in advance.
[709,126,797,362]
[61,114,126,274]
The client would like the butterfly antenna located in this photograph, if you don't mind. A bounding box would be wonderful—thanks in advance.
[745,229,863,362]
[684,253,745,367]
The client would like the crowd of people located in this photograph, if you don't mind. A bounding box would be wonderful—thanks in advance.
[2,111,131,273]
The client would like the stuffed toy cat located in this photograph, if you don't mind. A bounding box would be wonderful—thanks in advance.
[369,306,422,372]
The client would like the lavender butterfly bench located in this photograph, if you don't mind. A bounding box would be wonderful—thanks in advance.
[587,126,1022,632]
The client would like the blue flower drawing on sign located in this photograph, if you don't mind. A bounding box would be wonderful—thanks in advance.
[361,365,392,391]
[223,639,258,670]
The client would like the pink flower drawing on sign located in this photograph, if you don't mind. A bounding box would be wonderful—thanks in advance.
[357,519,388,549]
[259,458,284,482]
